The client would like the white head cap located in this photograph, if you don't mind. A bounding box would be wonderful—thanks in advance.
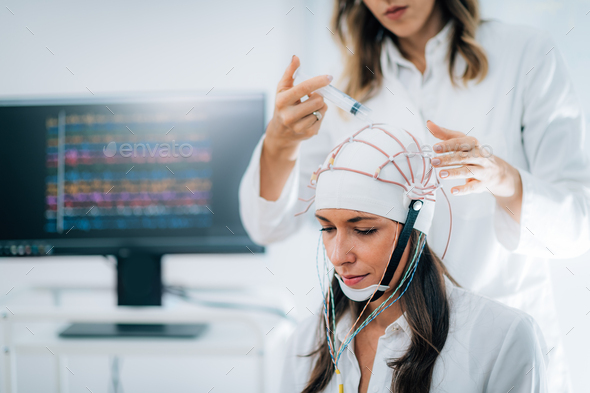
[296,123,451,302]
[313,124,439,235]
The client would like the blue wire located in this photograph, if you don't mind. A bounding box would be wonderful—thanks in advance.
[351,234,425,332]
[336,235,426,364]
[316,231,337,365]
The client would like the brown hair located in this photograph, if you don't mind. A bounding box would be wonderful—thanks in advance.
[330,0,488,119]
[301,229,461,393]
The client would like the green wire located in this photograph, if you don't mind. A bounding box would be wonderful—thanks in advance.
[350,233,423,335]
[324,232,424,364]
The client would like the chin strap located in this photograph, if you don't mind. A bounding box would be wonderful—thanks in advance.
[370,199,423,302]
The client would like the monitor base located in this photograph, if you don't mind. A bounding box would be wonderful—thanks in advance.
[59,322,208,338]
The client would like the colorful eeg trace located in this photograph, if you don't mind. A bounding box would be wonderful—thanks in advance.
[295,123,454,392]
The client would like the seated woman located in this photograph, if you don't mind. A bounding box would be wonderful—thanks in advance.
[279,124,549,393]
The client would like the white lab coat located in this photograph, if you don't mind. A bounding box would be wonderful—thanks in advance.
[239,19,590,392]
[280,275,549,393]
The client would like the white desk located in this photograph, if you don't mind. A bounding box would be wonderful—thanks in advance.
[0,286,292,393]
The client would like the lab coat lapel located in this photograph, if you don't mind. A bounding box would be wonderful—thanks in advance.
[327,37,427,148]
[366,37,428,142]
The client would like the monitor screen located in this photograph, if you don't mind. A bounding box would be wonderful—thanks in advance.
[0,93,265,256]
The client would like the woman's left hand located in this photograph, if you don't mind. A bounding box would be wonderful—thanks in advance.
[426,120,522,200]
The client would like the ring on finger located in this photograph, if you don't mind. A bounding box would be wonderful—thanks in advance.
[312,110,322,122]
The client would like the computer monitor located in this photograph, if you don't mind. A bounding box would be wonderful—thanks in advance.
[0,93,265,335]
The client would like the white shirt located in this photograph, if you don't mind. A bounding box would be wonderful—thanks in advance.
[239,19,590,392]
[279,275,549,393]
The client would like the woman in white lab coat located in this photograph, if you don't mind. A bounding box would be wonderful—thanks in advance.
[239,0,590,391]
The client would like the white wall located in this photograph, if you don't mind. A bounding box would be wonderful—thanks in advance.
[1,0,589,392]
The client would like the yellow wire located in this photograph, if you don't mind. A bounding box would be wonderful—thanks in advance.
[336,368,344,393]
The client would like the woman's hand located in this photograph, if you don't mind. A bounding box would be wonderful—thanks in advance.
[259,55,331,202]
[264,55,331,156]
[427,120,523,222]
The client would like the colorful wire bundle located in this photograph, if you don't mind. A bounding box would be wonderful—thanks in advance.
[315,229,427,389]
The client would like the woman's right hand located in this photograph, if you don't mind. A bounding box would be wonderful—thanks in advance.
[259,55,332,202]
[264,55,332,155]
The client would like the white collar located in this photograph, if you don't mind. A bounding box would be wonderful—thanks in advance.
[335,274,455,342]
[380,19,454,76]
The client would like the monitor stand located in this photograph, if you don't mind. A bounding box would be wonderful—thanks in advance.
[59,250,208,338]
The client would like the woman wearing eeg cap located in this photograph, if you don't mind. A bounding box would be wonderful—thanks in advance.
[279,124,548,393]
[240,0,590,390]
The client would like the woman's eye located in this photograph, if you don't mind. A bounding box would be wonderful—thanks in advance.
[320,228,377,235]
[356,228,377,235]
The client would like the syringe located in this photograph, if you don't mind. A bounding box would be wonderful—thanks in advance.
[293,67,374,124]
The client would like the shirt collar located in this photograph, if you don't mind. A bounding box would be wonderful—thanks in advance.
[335,274,456,342]
[380,18,454,73]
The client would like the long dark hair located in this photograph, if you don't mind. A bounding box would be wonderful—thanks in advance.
[330,0,488,119]
[301,229,460,393]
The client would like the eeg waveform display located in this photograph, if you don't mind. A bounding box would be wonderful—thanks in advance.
[44,111,212,234]
[0,95,265,254]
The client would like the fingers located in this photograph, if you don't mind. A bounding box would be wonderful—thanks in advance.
[438,164,481,180]
[449,178,484,196]
[433,136,479,153]
[427,120,464,138]
[427,121,479,153]
[291,101,328,136]
[270,55,331,144]
[432,143,492,168]
[277,92,324,129]
[432,150,480,168]
[276,55,301,94]
[283,74,333,107]
[427,120,469,146]
[286,92,325,123]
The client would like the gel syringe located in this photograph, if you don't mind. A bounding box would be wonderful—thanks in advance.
[293,67,374,124]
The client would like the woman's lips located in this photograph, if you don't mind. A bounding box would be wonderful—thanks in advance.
[385,6,408,20]
[342,274,368,286]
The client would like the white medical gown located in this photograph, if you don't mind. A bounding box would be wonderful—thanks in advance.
[239,19,590,392]
[280,275,548,393]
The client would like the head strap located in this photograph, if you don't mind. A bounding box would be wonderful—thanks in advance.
[370,199,422,302]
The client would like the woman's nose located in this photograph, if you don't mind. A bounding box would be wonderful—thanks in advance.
[329,233,355,266]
